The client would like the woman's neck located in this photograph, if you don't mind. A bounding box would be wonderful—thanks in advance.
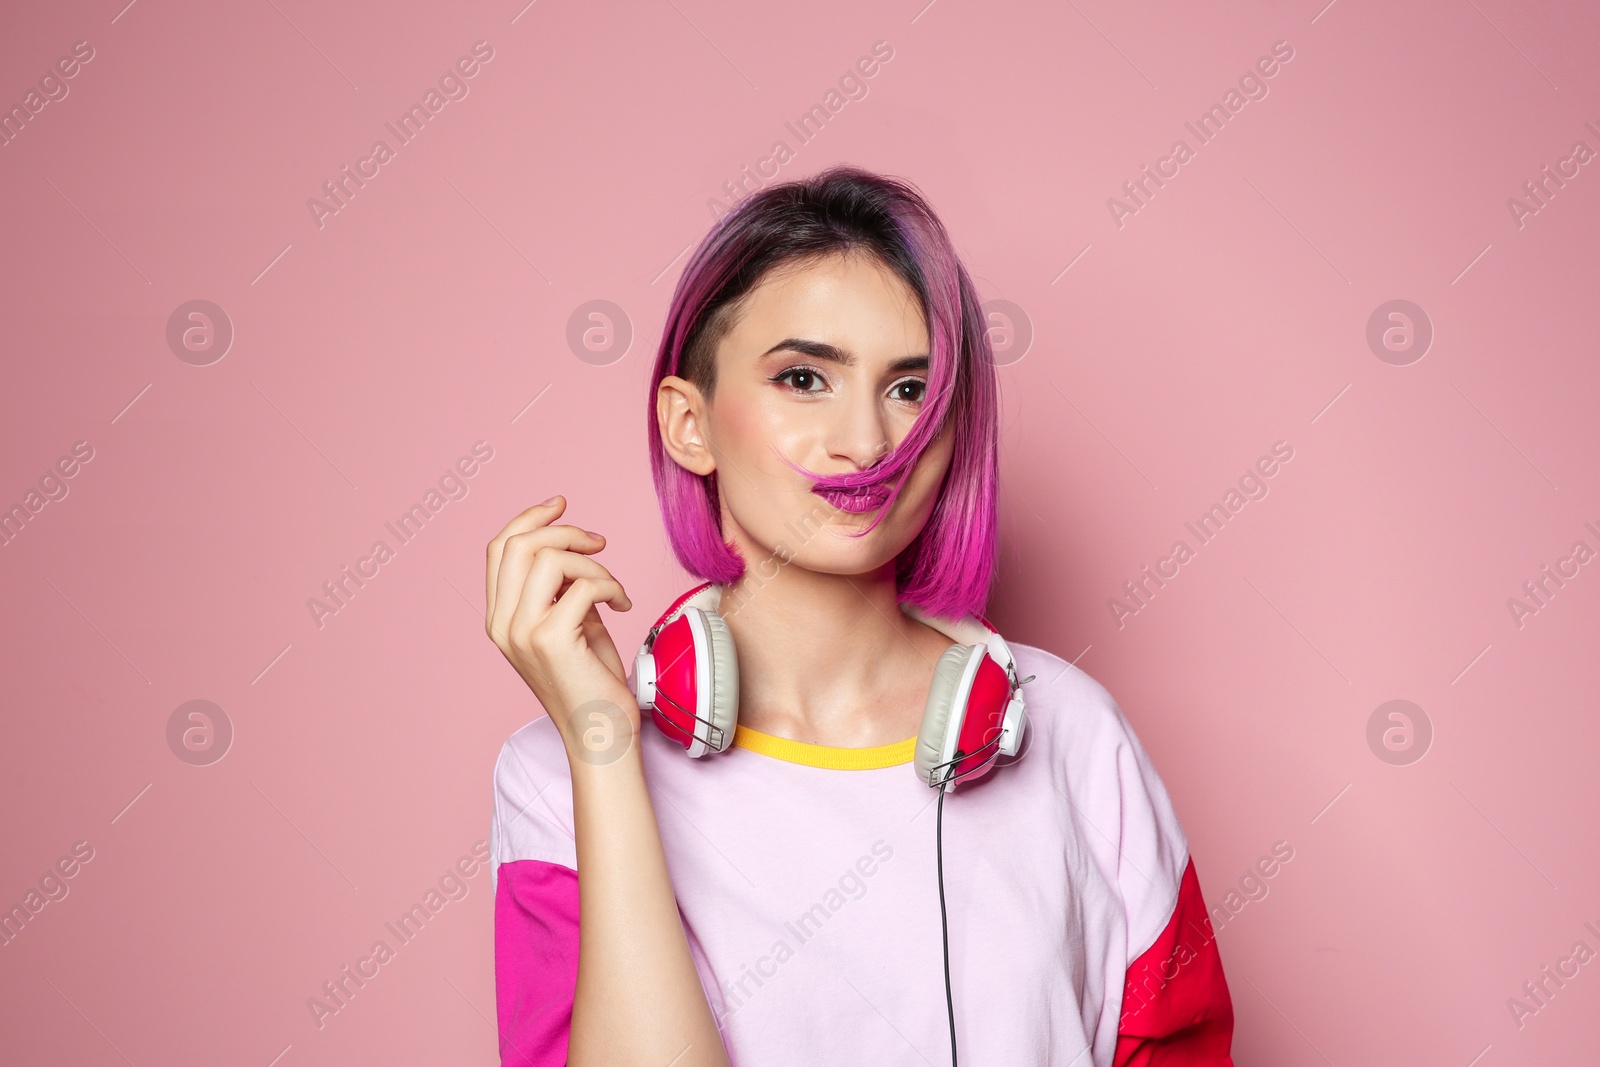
[715,563,957,748]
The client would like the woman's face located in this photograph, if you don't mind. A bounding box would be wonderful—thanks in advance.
[658,251,954,579]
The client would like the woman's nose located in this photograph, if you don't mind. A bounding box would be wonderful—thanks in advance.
[825,390,892,471]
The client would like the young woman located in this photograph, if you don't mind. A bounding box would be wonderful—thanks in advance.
[483,166,1235,1066]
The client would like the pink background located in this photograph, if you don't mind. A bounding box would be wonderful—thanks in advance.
[3,0,1598,1063]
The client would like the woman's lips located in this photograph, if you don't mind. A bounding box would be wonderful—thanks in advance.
[813,484,891,514]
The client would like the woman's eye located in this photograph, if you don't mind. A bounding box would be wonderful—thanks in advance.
[773,367,827,393]
[891,378,928,404]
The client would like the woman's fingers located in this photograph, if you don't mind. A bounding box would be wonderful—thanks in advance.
[512,547,630,646]
[488,516,605,635]
[498,554,634,736]
[513,544,628,632]
[581,601,629,681]
[486,497,562,619]
[501,549,625,665]
[486,497,589,619]
[482,497,639,754]
[490,549,615,700]
[546,574,632,648]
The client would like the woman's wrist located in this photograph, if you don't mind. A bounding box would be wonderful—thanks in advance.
[545,688,642,763]
[561,707,646,782]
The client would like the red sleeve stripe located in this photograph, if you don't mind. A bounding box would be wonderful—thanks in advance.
[1113,857,1236,1066]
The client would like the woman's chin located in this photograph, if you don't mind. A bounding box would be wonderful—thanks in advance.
[744,542,903,582]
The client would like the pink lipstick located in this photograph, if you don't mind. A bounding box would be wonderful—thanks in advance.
[813,484,891,514]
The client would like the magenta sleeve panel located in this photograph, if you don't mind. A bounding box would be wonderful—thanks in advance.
[494,859,579,1067]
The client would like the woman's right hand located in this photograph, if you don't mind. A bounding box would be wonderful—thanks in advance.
[485,495,638,761]
[488,497,732,1067]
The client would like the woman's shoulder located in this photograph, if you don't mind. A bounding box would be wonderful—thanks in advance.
[1007,639,1192,881]
[1008,640,1145,757]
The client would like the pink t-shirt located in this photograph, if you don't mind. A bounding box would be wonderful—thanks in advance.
[489,598,1234,1066]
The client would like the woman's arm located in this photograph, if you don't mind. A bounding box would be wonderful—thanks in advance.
[492,749,726,1067]
[486,497,728,1067]
[566,742,726,1067]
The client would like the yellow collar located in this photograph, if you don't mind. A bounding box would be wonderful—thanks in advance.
[731,723,915,769]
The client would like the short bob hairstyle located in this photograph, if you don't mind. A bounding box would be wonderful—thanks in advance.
[647,165,1000,622]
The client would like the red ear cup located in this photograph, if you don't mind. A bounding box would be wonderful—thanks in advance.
[914,642,1025,791]
[636,611,700,751]
[632,601,739,756]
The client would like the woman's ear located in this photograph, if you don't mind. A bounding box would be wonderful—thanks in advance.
[657,375,716,476]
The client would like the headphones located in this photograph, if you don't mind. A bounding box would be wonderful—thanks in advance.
[630,582,1032,793]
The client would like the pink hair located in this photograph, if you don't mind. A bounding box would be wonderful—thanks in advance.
[646,165,1001,622]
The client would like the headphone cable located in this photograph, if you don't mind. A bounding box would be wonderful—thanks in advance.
[936,782,958,1067]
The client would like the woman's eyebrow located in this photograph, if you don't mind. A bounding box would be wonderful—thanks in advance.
[760,338,929,372]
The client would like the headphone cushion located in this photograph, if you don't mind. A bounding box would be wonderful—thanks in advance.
[698,607,741,752]
[915,643,976,786]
